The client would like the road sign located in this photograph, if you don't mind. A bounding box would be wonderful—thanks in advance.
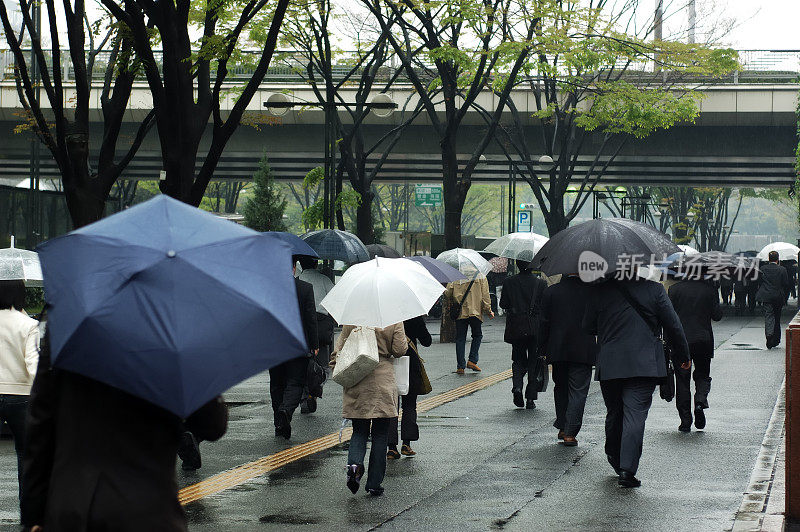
[415,184,442,207]
[517,210,532,232]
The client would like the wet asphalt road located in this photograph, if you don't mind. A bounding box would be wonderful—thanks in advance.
[0,311,789,531]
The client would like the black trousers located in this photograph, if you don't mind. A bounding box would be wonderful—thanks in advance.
[763,302,783,347]
[388,393,419,447]
[600,377,657,475]
[0,394,28,514]
[269,356,307,422]
[511,337,540,400]
[552,362,593,437]
[675,355,712,422]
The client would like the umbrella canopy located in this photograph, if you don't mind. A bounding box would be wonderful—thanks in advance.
[263,232,319,258]
[672,250,756,279]
[0,245,43,287]
[321,258,444,327]
[406,256,466,284]
[530,218,680,277]
[366,244,402,258]
[320,257,445,327]
[677,244,700,256]
[301,229,370,263]
[488,256,508,273]
[484,232,549,261]
[436,248,491,278]
[37,195,308,418]
[757,242,800,262]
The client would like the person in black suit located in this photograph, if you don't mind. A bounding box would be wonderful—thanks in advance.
[269,257,319,439]
[22,333,228,531]
[756,251,791,349]
[583,278,690,488]
[499,260,547,409]
[668,278,722,432]
[538,276,598,446]
[387,316,432,458]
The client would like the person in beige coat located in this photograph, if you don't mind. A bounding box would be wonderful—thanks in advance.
[444,277,493,373]
[333,323,407,496]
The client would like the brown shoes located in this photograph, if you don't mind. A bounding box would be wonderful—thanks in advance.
[563,436,578,447]
[456,368,465,375]
[466,361,481,372]
[387,448,401,459]
[400,444,416,456]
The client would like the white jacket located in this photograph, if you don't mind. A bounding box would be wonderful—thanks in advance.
[0,309,40,395]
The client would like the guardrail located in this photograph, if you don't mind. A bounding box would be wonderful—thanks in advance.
[787,311,800,526]
[0,49,797,85]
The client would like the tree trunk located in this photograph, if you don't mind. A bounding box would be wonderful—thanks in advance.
[441,137,466,249]
[355,185,375,244]
[440,296,456,343]
[64,182,106,228]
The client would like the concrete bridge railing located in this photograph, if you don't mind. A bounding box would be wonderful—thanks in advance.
[786,311,800,527]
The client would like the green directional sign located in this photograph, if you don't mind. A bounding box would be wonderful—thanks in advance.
[415,184,442,207]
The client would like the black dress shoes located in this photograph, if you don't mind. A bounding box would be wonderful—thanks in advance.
[678,423,691,433]
[526,399,536,409]
[513,390,524,408]
[694,406,706,430]
[275,410,291,440]
[618,471,641,488]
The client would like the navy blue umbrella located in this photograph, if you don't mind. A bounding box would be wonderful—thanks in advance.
[264,232,319,258]
[301,229,369,263]
[37,195,307,418]
[407,256,467,284]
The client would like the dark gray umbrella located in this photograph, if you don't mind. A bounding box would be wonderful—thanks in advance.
[530,218,679,276]
[300,229,370,263]
[366,244,402,258]
[673,250,757,279]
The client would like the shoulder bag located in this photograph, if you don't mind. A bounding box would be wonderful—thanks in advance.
[331,326,380,388]
[614,284,675,402]
[449,278,476,321]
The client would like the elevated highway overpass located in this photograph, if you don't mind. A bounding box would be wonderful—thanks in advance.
[0,52,797,188]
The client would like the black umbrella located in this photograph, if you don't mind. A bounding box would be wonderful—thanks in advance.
[366,244,402,258]
[530,218,679,277]
[300,229,370,263]
[674,250,758,280]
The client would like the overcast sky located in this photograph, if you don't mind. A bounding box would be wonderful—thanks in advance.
[710,0,799,49]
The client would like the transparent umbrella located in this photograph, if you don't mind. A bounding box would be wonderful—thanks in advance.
[436,248,491,278]
[0,239,43,287]
[484,232,549,262]
[757,242,800,262]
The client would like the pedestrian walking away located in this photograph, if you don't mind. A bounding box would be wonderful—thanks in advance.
[388,316,432,458]
[583,278,690,488]
[756,250,791,349]
[270,257,319,439]
[445,276,493,374]
[0,280,39,517]
[499,260,547,409]
[334,323,408,496]
[668,277,723,432]
[297,255,336,414]
[538,276,597,446]
[22,333,228,532]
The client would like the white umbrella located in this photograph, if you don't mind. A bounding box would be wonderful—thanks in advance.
[483,232,549,261]
[436,248,491,278]
[757,242,800,262]
[677,244,700,256]
[0,238,43,287]
[320,257,445,328]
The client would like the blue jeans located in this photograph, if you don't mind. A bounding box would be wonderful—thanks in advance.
[455,317,482,369]
[348,418,390,491]
[0,394,29,512]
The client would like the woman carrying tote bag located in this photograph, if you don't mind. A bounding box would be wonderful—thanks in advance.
[333,322,407,496]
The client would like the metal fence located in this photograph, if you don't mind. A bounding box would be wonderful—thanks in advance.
[1,49,797,85]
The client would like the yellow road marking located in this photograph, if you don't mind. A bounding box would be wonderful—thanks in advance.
[178,368,512,505]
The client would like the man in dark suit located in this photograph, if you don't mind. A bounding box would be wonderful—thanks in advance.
[669,277,723,432]
[756,251,791,349]
[583,278,690,488]
[539,276,597,446]
[269,257,318,439]
[499,260,547,409]
[22,334,228,531]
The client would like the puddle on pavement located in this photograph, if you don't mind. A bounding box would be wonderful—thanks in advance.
[260,514,320,525]
[728,343,762,350]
